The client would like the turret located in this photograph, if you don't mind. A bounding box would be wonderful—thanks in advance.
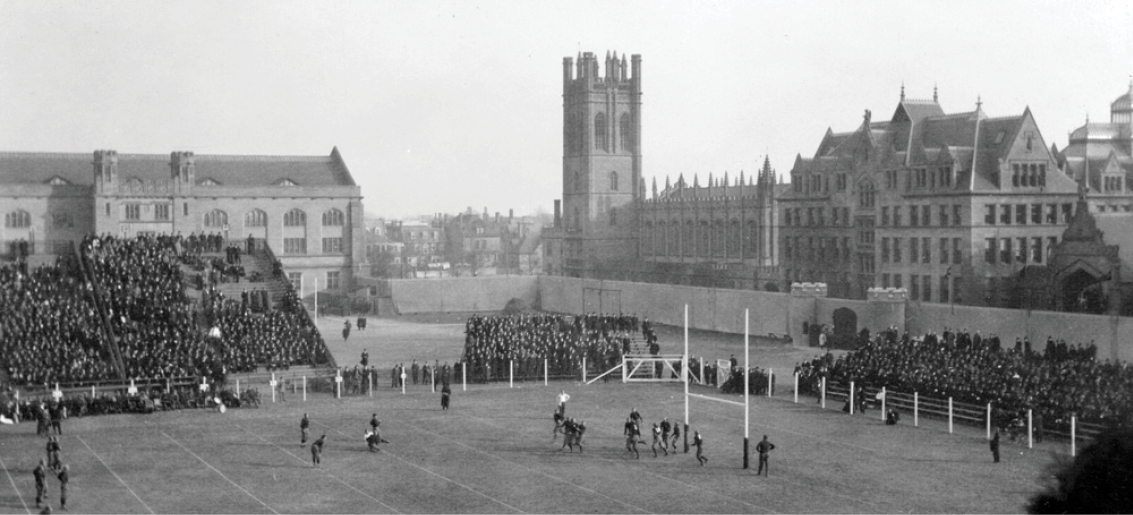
[93,149,119,194]
[171,151,196,195]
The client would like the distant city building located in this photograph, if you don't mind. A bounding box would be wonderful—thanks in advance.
[0,148,366,296]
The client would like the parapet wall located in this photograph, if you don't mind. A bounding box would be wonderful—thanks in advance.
[384,275,1133,362]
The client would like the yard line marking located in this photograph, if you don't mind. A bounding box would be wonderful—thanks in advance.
[311,420,524,514]
[446,411,777,514]
[160,431,278,514]
[395,418,652,514]
[75,436,155,514]
[0,451,32,515]
[231,424,401,514]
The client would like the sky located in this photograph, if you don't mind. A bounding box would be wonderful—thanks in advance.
[1,1,1130,219]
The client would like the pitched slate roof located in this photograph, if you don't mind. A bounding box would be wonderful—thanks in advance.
[0,148,356,187]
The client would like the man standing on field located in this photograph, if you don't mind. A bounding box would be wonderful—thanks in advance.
[755,435,775,476]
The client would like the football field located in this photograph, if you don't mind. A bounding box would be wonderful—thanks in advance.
[0,315,1060,513]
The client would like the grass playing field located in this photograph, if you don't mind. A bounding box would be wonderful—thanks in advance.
[0,314,1061,514]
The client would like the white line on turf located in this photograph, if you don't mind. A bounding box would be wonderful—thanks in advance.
[394,417,653,514]
[0,451,32,515]
[75,436,156,514]
[231,423,401,514]
[160,431,278,514]
[310,420,525,514]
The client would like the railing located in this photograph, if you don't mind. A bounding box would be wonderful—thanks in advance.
[77,244,127,380]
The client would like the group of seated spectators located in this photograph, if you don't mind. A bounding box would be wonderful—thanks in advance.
[0,258,117,386]
[2,233,332,399]
[462,313,649,382]
[795,326,1133,431]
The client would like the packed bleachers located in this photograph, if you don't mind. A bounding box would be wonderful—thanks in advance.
[462,313,653,382]
[795,327,1133,430]
[0,258,117,386]
[0,233,332,396]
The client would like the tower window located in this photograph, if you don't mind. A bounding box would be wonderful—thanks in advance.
[610,207,617,226]
[594,112,608,152]
[620,113,632,152]
[284,209,306,227]
[610,172,619,191]
[204,209,228,228]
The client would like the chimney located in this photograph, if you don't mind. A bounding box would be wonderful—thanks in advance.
[495,212,500,224]
[554,200,561,228]
[509,208,514,221]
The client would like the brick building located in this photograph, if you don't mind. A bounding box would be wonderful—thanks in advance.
[0,147,366,297]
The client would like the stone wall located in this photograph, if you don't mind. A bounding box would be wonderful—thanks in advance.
[388,276,538,314]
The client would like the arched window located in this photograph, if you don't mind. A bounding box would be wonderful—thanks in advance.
[610,207,617,226]
[244,209,267,227]
[573,170,580,192]
[620,113,632,152]
[284,209,306,227]
[203,209,228,228]
[322,208,345,226]
[5,210,30,229]
[594,112,608,152]
[609,172,619,191]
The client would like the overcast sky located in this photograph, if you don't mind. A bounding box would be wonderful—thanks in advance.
[1,1,1130,219]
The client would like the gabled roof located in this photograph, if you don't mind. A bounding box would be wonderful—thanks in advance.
[0,148,357,187]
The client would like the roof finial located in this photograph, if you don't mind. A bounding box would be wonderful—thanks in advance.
[933,83,938,103]
[976,95,982,112]
[900,82,905,102]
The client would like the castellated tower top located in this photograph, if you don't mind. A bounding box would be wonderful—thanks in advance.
[563,50,640,87]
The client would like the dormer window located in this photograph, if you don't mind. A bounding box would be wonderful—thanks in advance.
[278,178,298,187]
[47,176,69,186]
[200,178,221,186]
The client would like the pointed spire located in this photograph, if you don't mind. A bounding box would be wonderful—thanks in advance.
[678,173,685,189]
[693,173,700,188]
[665,175,672,190]
[652,177,658,198]
[739,170,745,186]
[933,83,938,103]
[900,82,905,102]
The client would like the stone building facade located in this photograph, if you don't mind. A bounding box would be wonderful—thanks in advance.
[0,147,366,297]
[781,89,1081,304]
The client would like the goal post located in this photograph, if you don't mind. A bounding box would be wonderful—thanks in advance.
[682,305,751,468]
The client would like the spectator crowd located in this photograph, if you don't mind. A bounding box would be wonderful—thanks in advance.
[795,326,1133,430]
[1,233,333,400]
[463,313,650,382]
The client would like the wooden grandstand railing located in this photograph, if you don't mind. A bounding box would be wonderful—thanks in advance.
[77,244,126,381]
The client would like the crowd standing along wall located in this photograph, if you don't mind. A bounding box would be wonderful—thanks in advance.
[388,276,538,314]
[907,302,1132,363]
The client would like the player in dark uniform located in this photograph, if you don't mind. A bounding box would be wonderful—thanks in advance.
[629,407,642,427]
[660,418,672,453]
[300,414,310,445]
[990,430,1000,463]
[552,411,566,441]
[366,423,388,452]
[440,383,451,410]
[670,421,681,450]
[755,435,775,476]
[693,431,707,466]
[56,464,69,510]
[45,436,60,471]
[624,418,640,459]
[311,435,326,467]
[33,459,47,508]
[559,418,578,452]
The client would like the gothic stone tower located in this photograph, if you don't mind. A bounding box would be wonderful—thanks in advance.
[560,50,642,276]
